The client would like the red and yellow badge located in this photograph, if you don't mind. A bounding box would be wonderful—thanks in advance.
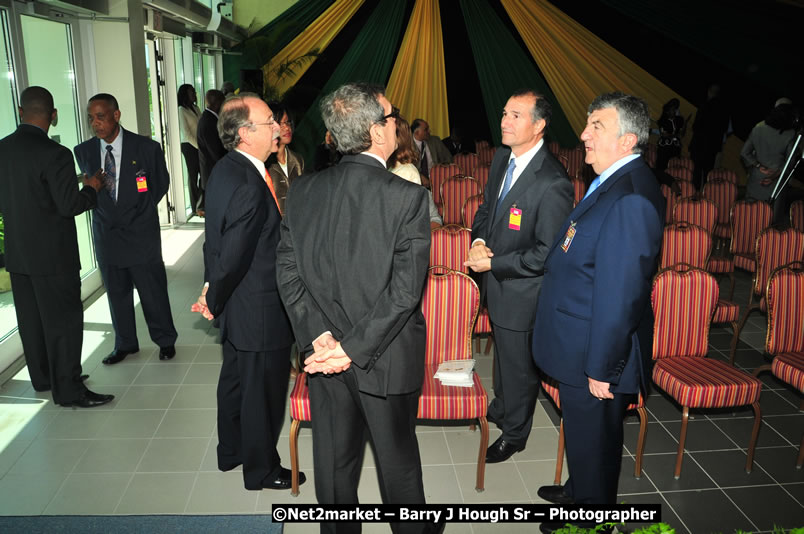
[135,170,148,192]
[560,221,577,253]
[508,207,522,231]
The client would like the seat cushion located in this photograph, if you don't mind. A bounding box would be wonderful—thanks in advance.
[707,256,733,274]
[734,254,756,272]
[772,352,804,393]
[652,358,761,408]
[289,372,311,421]
[712,300,739,324]
[473,306,491,334]
[713,223,731,239]
[418,364,488,420]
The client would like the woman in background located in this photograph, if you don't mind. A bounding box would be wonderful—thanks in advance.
[266,101,305,215]
[177,84,202,216]
[388,116,442,228]
[655,98,684,172]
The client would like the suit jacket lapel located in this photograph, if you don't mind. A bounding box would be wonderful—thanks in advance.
[491,148,546,228]
[118,129,136,207]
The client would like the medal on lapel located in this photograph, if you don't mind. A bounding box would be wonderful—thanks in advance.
[560,221,577,253]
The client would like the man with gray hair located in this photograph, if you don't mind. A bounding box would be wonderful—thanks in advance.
[192,93,303,492]
[277,83,432,533]
[532,92,663,531]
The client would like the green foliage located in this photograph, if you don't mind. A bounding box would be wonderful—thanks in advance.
[552,523,676,534]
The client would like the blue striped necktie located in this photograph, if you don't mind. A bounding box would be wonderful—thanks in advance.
[496,158,516,211]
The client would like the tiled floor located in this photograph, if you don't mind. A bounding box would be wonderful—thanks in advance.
[0,221,802,533]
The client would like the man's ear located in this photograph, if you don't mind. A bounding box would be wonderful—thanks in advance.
[620,132,638,153]
[369,122,384,145]
[51,109,59,127]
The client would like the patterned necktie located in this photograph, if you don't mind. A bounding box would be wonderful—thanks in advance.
[496,158,516,211]
[419,142,429,178]
[104,145,116,201]
[583,176,602,201]
[264,169,281,215]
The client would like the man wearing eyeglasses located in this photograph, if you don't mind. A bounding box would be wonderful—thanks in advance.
[192,93,302,492]
[277,83,434,533]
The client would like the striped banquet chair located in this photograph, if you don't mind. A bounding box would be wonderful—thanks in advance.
[470,165,490,191]
[570,176,587,208]
[731,199,773,274]
[753,262,804,467]
[707,168,738,184]
[650,267,762,478]
[454,152,480,175]
[478,145,496,166]
[660,184,676,224]
[659,224,741,363]
[791,199,804,233]
[418,267,489,491]
[430,225,471,273]
[667,166,694,183]
[540,375,648,483]
[462,194,484,229]
[668,156,694,171]
[563,147,585,179]
[735,227,804,337]
[672,196,717,233]
[441,176,482,225]
[288,267,490,495]
[676,180,696,199]
[702,179,738,242]
[430,164,462,207]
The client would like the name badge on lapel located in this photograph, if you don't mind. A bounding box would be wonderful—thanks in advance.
[560,221,577,253]
[135,169,148,192]
[508,206,522,231]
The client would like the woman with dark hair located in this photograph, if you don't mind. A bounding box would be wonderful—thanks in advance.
[389,116,442,228]
[655,98,684,172]
[177,84,202,215]
[741,100,797,201]
[266,101,305,214]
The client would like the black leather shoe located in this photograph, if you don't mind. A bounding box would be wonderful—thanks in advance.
[60,389,114,408]
[485,437,524,463]
[103,349,138,365]
[262,467,306,490]
[537,484,574,504]
[159,346,176,360]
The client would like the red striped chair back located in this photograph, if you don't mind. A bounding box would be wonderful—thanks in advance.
[454,153,480,175]
[430,225,471,273]
[751,227,804,300]
[660,184,675,224]
[651,267,719,359]
[791,200,804,233]
[660,223,712,270]
[557,154,570,172]
[441,176,482,225]
[475,140,490,150]
[766,262,804,356]
[673,197,717,233]
[730,200,773,260]
[571,176,587,208]
[707,168,737,184]
[676,180,696,199]
[478,146,495,166]
[667,167,694,183]
[470,165,490,191]
[702,179,737,226]
[462,194,484,229]
[430,164,462,206]
[422,267,479,365]
[562,147,585,178]
[547,141,561,155]
[668,156,695,171]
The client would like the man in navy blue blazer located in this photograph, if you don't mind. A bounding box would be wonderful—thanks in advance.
[532,93,664,523]
[74,93,177,365]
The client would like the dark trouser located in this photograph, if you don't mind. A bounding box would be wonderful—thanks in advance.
[692,149,717,190]
[10,271,86,404]
[559,382,633,504]
[488,324,538,447]
[217,340,291,490]
[99,261,177,351]
[181,143,201,212]
[309,371,426,534]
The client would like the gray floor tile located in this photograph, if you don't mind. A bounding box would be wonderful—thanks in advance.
[624,421,679,455]
[640,452,718,491]
[422,464,462,503]
[115,385,178,410]
[664,488,755,533]
[454,462,529,503]
[0,472,67,514]
[690,450,774,487]
[661,418,740,452]
[194,344,224,363]
[44,472,131,514]
[96,409,165,439]
[615,493,688,534]
[753,446,804,484]
[137,437,208,473]
[182,363,222,385]
[185,471,258,513]
[154,409,216,438]
[9,439,90,474]
[133,363,191,385]
[169,384,218,409]
[73,439,149,473]
[115,472,196,514]
[726,485,804,531]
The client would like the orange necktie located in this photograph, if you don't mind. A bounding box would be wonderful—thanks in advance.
[264,169,282,215]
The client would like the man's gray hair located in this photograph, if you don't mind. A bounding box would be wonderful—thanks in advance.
[588,92,650,154]
[320,83,386,155]
[217,92,261,151]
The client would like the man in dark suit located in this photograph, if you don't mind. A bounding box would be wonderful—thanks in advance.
[276,83,431,534]
[466,89,573,464]
[411,118,453,180]
[0,86,113,407]
[74,93,177,365]
[191,93,301,491]
[196,89,227,216]
[532,93,664,531]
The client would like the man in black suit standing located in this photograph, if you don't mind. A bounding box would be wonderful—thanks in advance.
[466,89,573,464]
[74,93,177,365]
[0,86,113,407]
[277,83,431,533]
[196,89,227,216]
[191,93,301,491]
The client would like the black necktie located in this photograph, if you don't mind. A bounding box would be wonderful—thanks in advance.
[419,143,429,178]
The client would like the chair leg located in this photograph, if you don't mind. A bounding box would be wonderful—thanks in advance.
[476,416,489,492]
[674,406,690,479]
[634,406,648,479]
[745,401,761,473]
[727,272,736,301]
[554,419,565,485]
[752,364,772,378]
[728,321,740,366]
[290,418,301,497]
[484,336,493,355]
[797,434,804,469]
[734,305,759,351]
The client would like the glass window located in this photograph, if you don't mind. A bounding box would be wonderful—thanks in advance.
[203,53,216,96]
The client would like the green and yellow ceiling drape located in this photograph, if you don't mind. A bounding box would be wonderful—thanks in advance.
[385,0,450,139]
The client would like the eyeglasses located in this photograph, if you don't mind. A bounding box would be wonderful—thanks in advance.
[250,117,276,128]
[380,106,400,122]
